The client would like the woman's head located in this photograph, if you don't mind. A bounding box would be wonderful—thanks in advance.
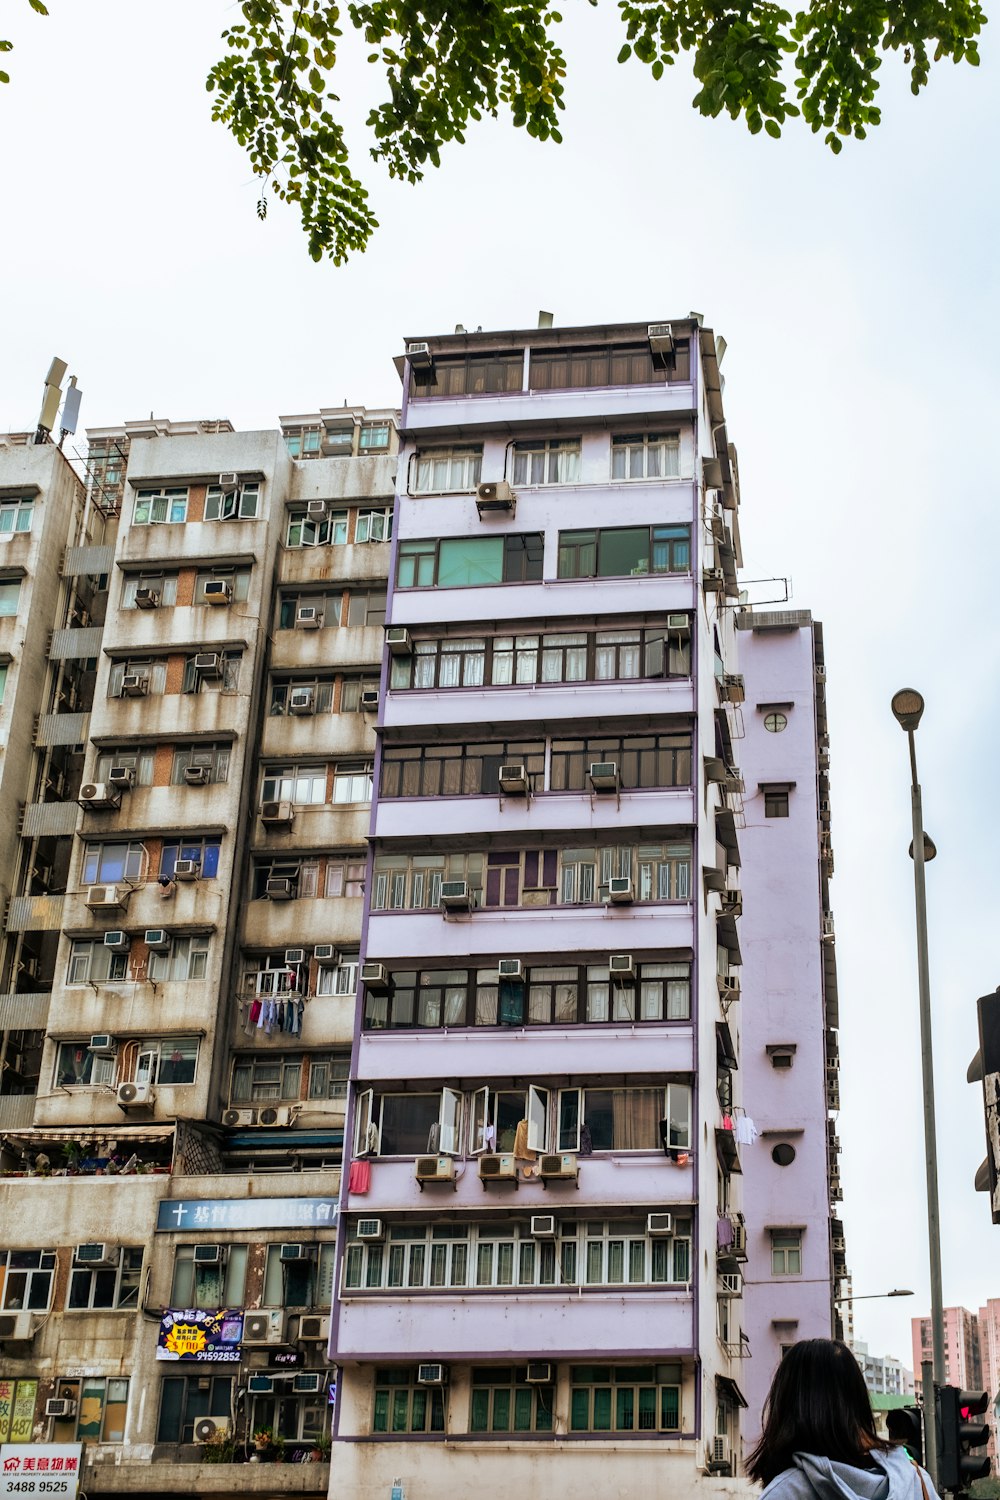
[745,1338,889,1486]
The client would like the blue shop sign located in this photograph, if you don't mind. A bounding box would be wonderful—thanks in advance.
[156,1197,338,1232]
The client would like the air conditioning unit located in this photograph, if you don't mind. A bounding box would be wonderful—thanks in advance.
[357,1219,384,1242]
[261,800,295,826]
[88,1034,116,1055]
[74,1242,115,1266]
[0,1312,37,1342]
[283,948,305,966]
[266,877,296,900]
[280,1243,316,1262]
[194,1417,230,1443]
[538,1154,578,1183]
[361,961,390,991]
[242,1311,285,1346]
[298,1314,330,1341]
[79,782,120,810]
[314,944,336,963]
[144,928,171,952]
[134,587,160,609]
[666,612,690,630]
[609,953,635,980]
[478,1154,517,1183]
[194,1244,222,1264]
[526,1363,553,1384]
[385,626,412,655]
[86,884,126,909]
[720,1272,743,1296]
[647,322,675,355]
[203,580,232,606]
[440,880,473,912]
[708,1437,733,1474]
[45,1398,77,1419]
[183,765,210,785]
[116,1080,155,1109]
[721,673,745,704]
[295,605,323,629]
[730,1221,747,1255]
[257,1105,293,1127]
[173,859,201,881]
[406,342,433,367]
[288,687,314,715]
[476,479,515,514]
[497,764,530,797]
[498,959,524,981]
[647,1213,674,1237]
[588,761,619,792]
[608,877,634,904]
[194,652,222,675]
[415,1156,456,1185]
[360,688,380,712]
[416,1363,447,1386]
[247,1374,275,1395]
[822,916,835,942]
[218,472,240,494]
[306,500,328,517]
[530,1215,556,1239]
[721,890,742,917]
[107,765,135,789]
[103,930,130,952]
[293,1373,323,1394]
[121,673,149,697]
[223,1108,256,1127]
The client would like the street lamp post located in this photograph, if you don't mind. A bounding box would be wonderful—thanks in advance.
[891,689,946,1487]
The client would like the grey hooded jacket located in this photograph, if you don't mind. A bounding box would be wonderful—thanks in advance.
[761,1446,940,1500]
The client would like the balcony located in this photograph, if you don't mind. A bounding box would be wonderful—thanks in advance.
[5,894,65,932]
[63,544,117,577]
[116,518,263,569]
[21,800,80,837]
[357,1023,695,1083]
[34,712,90,747]
[404,378,695,437]
[383,678,695,734]
[100,604,253,655]
[270,625,384,673]
[0,991,51,1030]
[372,788,696,843]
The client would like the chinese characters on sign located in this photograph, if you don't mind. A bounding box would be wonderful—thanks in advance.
[0,1383,37,1444]
[156,1309,244,1362]
[155,1197,338,1232]
[0,1444,82,1498]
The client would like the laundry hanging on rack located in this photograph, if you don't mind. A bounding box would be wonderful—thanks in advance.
[733,1115,759,1146]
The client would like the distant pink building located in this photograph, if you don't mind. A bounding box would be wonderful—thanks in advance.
[978,1298,1000,1463]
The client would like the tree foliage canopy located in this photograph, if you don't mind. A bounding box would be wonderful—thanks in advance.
[2,0,986,261]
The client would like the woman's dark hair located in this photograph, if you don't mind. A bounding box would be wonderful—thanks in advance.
[746,1338,890,1486]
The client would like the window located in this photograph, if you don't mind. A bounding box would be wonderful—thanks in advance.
[148,934,210,983]
[771,1143,797,1166]
[262,1244,335,1308]
[204,482,260,520]
[122,572,179,608]
[370,1088,463,1157]
[0,579,22,616]
[360,422,392,451]
[380,740,546,798]
[771,1229,802,1275]
[397,534,544,589]
[549,732,692,791]
[51,1377,129,1443]
[355,506,393,542]
[133,487,188,525]
[250,1383,329,1443]
[558,524,691,579]
[570,1364,682,1432]
[55,1040,116,1088]
[763,711,789,733]
[529,341,690,390]
[316,952,359,997]
[252,857,315,900]
[261,765,327,805]
[170,1245,247,1308]
[68,1248,143,1310]
[470,1368,554,1433]
[612,433,681,480]
[332,762,373,804]
[270,677,335,715]
[243,955,305,998]
[324,858,366,898]
[0,663,6,705]
[107,658,167,697]
[346,589,387,627]
[182,650,242,695]
[0,1250,56,1309]
[278,590,343,628]
[193,569,251,606]
[157,1376,233,1444]
[285,509,348,548]
[94,747,155,786]
[767,1044,797,1070]
[307,1053,349,1100]
[373,1369,445,1434]
[170,744,231,784]
[82,840,145,886]
[512,438,581,486]
[413,445,483,493]
[557,1084,691,1152]
[0,497,33,533]
[160,838,222,879]
[409,350,523,398]
[339,677,379,712]
[129,1037,199,1087]
[764,787,790,818]
[231,1055,303,1103]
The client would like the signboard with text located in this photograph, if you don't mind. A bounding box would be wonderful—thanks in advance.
[0,1444,81,1498]
[0,1384,37,1445]
[156,1308,244,1362]
[156,1197,338,1232]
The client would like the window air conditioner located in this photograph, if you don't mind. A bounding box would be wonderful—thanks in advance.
[356,1218,384,1242]
[183,765,211,785]
[666,612,690,630]
[720,890,742,917]
[173,859,201,881]
[88,1034,115,1055]
[218,472,240,495]
[288,687,315,715]
[360,689,380,712]
[295,605,323,629]
[107,765,135,789]
[499,764,529,795]
[203,580,233,606]
[609,954,635,980]
[45,1397,78,1419]
[440,880,473,912]
[121,673,149,697]
[280,1243,315,1263]
[822,916,835,942]
[703,568,726,592]
[194,652,222,675]
[361,961,390,991]
[86,884,126,909]
[194,1418,230,1444]
[476,480,516,515]
[530,1215,557,1239]
[720,1272,743,1296]
[257,1105,293,1127]
[538,1154,579,1183]
[144,928,171,952]
[242,1310,283,1345]
[498,959,524,981]
[478,1154,516,1183]
[314,944,335,963]
[647,1213,674,1237]
[406,342,434,368]
[417,1363,448,1386]
[261,800,295,826]
[74,1242,116,1266]
[708,1438,733,1474]
[385,626,412,655]
[266,877,296,901]
[247,1374,275,1395]
[647,322,675,355]
[79,782,120,810]
[134,588,160,609]
[608,877,634,905]
[306,500,328,517]
[415,1156,456,1185]
[223,1108,256,1127]
[193,1244,222,1264]
[116,1080,155,1108]
[0,1312,38,1342]
[284,948,305,966]
[103,930,130,952]
[721,673,745,704]
[526,1363,553,1384]
[292,1373,323,1395]
[588,761,619,792]
[298,1314,330,1341]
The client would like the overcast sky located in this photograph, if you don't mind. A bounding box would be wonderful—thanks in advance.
[3,0,999,1367]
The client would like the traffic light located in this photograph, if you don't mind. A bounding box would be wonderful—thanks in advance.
[936,1385,991,1493]
[969,989,1000,1225]
[886,1405,923,1466]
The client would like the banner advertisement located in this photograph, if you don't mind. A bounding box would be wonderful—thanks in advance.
[156,1308,244,1362]
[0,1444,82,1498]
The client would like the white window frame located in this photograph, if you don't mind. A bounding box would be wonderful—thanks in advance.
[354,506,393,543]
[611,433,682,481]
[511,437,582,486]
[0,496,34,534]
[204,482,261,521]
[148,934,210,983]
[413,446,483,494]
[133,488,188,525]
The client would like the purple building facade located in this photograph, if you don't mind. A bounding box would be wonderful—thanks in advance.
[328,320,841,1495]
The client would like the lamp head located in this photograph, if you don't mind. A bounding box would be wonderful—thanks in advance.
[891,689,925,732]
